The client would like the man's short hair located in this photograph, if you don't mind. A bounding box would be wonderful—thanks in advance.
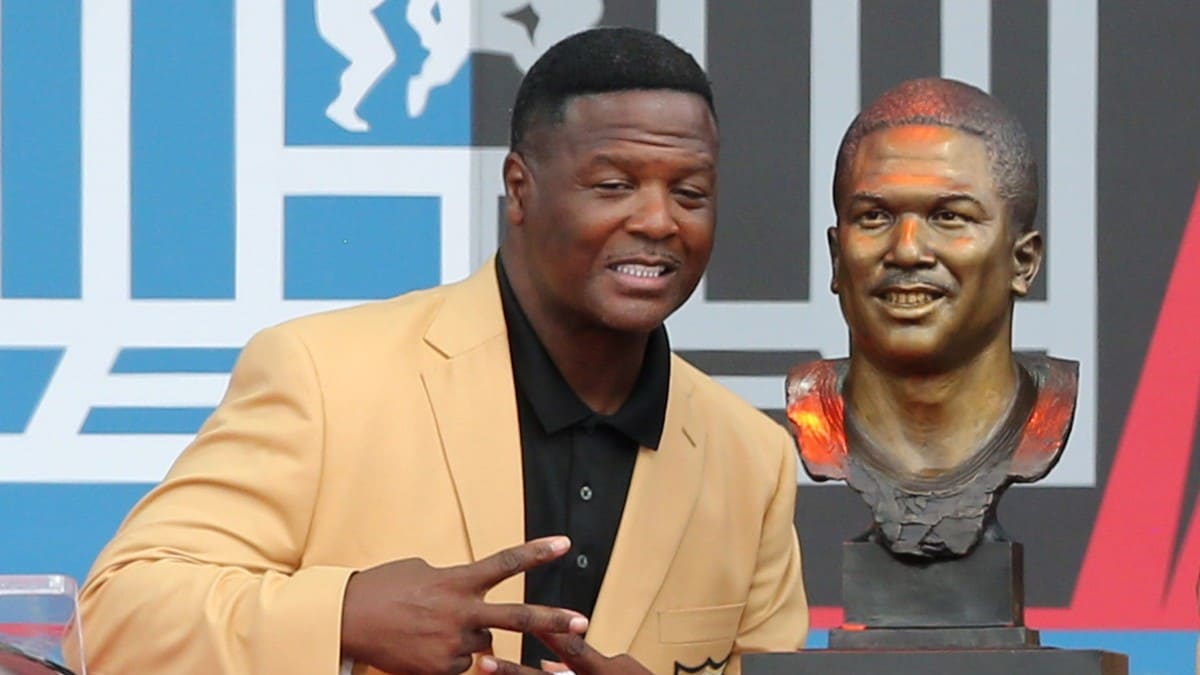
[833,78,1038,233]
[509,27,715,152]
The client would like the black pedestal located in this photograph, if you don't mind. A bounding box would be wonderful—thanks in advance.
[743,648,1129,675]
[842,539,1023,628]
[793,535,1128,672]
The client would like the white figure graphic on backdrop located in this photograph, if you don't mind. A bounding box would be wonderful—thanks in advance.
[317,1,605,127]
[315,0,396,131]
[407,0,603,116]
[404,0,470,117]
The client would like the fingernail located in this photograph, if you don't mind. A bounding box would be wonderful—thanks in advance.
[549,537,570,553]
[569,616,589,632]
[479,656,498,673]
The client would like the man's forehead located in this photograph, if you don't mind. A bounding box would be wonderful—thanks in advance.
[557,90,716,135]
[521,90,718,165]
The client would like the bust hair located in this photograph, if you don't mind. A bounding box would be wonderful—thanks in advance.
[509,26,715,152]
[833,77,1039,233]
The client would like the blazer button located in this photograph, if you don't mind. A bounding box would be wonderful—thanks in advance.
[576,553,589,569]
[579,485,593,501]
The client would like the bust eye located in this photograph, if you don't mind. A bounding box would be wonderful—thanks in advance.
[930,209,975,226]
[856,209,891,229]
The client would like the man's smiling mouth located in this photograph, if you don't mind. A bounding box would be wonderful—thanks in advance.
[612,263,668,278]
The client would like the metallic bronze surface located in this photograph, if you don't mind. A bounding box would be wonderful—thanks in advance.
[788,78,1078,561]
[787,354,1077,558]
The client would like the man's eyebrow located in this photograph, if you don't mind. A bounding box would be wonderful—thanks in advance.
[588,153,715,173]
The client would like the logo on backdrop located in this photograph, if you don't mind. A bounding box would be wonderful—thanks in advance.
[314,0,602,130]
[0,1,1099,494]
[0,1,610,482]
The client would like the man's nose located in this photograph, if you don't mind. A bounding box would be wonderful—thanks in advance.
[625,188,678,240]
[883,215,935,267]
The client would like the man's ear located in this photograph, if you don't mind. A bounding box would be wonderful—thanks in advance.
[827,226,841,294]
[1010,229,1044,297]
[502,151,531,228]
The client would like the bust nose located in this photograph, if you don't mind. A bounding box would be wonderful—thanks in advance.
[884,215,935,267]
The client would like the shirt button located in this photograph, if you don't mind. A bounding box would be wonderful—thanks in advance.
[576,553,589,569]
[579,485,593,501]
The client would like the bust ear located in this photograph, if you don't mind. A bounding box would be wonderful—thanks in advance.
[1010,230,1044,296]
[827,226,840,294]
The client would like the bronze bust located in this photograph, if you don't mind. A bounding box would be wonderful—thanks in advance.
[787,78,1078,559]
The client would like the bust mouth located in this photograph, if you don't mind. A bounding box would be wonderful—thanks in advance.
[871,284,949,317]
[870,274,952,309]
[879,288,943,307]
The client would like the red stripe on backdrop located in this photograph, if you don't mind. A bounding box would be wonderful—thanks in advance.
[1065,182,1200,628]
[808,183,1200,631]
[0,624,65,638]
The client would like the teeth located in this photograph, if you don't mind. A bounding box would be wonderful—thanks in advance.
[883,291,936,307]
[614,263,666,278]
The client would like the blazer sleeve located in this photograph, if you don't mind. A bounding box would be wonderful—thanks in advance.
[728,427,809,673]
[72,325,355,675]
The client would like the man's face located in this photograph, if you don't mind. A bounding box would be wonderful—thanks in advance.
[504,90,718,335]
[830,125,1041,372]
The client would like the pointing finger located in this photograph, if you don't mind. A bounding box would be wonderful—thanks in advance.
[460,537,571,591]
[473,603,588,635]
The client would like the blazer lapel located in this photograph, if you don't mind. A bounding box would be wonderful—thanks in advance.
[420,260,527,660]
[585,363,705,655]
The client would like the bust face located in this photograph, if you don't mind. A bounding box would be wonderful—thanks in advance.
[829,125,1024,373]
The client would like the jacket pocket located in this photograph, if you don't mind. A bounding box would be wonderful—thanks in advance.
[657,603,746,644]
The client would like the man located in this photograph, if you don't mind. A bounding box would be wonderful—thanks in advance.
[786,78,1076,558]
[73,28,808,675]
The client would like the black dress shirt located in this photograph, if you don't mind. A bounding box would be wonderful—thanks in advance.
[495,256,671,667]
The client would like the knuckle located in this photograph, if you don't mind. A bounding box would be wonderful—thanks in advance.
[497,548,524,575]
[513,605,534,631]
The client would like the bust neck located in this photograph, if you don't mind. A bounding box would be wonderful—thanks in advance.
[844,342,1020,478]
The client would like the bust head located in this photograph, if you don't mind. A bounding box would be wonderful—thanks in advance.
[787,79,1078,558]
[828,78,1043,376]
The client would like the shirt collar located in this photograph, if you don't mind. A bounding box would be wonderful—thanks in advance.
[497,254,669,450]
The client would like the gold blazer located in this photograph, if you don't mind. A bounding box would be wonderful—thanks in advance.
[74,259,808,675]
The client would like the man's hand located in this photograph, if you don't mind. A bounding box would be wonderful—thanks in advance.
[478,632,653,675]
[340,536,588,675]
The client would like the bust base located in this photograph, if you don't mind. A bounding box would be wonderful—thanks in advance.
[742,648,1128,675]
[828,625,1039,649]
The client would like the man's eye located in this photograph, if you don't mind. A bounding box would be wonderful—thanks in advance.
[674,187,709,203]
[595,180,632,191]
